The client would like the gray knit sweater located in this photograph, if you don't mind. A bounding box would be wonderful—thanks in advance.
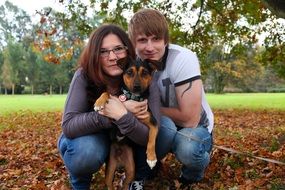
[61,68,160,146]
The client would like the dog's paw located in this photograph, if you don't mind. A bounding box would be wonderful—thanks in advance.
[147,159,157,169]
[94,105,104,112]
[94,92,109,112]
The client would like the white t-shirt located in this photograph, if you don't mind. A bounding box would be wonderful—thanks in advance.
[157,44,214,133]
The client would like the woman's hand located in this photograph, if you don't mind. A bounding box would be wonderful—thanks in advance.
[123,99,148,120]
[99,95,127,121]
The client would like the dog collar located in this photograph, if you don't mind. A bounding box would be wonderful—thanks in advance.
[120,88,144,102]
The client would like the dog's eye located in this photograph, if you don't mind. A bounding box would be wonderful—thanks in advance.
[141,70,150,76]
[126,69,133,76]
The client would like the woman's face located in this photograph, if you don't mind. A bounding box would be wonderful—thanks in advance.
[100,33,127,77]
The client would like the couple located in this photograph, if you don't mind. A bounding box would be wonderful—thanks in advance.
[57,8,214,190]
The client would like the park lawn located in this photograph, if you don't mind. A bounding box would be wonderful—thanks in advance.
[0,95,66,115]
[1,93,285,115]
[206,93,285,110]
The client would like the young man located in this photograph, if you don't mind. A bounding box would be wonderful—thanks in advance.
[128,8,214,189]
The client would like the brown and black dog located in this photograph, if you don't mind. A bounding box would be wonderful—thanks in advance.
[94,57,160,190]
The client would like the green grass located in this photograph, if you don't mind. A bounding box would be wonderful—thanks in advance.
[0,95,66,115]
[1,93,285,115]
[206,93,285,110]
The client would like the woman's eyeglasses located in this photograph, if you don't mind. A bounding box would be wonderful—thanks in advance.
[100,45,128,57]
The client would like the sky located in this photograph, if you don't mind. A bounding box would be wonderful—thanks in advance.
[0,0,65,16]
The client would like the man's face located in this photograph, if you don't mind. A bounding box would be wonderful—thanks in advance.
[134,34,166,61]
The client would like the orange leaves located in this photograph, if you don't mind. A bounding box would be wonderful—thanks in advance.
[40,16,47,24]
[0,112,66,189]
[43,53,60,64]
[0,110,284,189]
[33,13,84,65]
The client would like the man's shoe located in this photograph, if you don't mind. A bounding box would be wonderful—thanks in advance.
[128,180,144,190]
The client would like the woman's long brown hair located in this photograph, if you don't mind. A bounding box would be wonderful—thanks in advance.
[78,24,135,87]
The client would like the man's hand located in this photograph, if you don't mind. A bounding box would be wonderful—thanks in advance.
[123,99,148,120]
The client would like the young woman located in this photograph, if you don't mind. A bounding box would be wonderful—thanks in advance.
[57,24,160,190]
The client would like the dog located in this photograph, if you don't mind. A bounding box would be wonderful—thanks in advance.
[94,57,160,190]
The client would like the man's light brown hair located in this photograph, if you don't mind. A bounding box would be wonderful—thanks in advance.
[128,8,169,45]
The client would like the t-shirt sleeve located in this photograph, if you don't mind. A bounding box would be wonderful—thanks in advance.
[169,50,201,86]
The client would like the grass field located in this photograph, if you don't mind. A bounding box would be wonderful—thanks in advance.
[206,93,285,110]
[0,95,66,115]
[1,93,285,115]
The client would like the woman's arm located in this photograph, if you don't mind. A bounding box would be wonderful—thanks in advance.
[61,69,112,138]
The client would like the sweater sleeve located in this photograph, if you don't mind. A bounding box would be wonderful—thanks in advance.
[61,69,112,138]
[113,77,161,146]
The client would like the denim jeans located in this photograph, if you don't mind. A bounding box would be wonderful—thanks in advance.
[57,132,110,190]
[58,116,213,189]
[156,116,213,182]
[133,116,213,182]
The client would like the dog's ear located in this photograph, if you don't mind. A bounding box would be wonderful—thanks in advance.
[117,57,129,70]
[144,59,162,73]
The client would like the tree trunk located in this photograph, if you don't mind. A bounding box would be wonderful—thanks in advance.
[50,85,52,95]
[213,74,226,94]
[60,86,62,94]
[31,85,34,95]
[262,0,285,18]
[12,84,15,95]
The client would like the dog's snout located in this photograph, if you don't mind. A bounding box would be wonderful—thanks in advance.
[133,85,141,92]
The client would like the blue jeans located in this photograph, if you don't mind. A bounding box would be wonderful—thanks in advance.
[57,132,110,190]
[156,116,213,182]
[57,131,150,189]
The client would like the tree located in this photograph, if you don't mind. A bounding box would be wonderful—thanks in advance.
[5,39,27,94]
[33,3,93,65]
[38,0,284,80]
[228,43,264,92]
[25,45,40,94]
[262,0,285,18]
[1,48,13,94]
[0,50,3,93]
[0,1,31,48]
[205,43,263,93]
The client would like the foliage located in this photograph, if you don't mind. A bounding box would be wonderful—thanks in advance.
[0,1,31,47]
[0,0,285,94]
[0,110,284,189]
[1,48,13,92]
[33,0,285,86]
[205,43,263,93]
[33,9,84,65]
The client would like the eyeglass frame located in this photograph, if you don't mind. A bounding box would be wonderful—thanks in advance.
[100,45,128,58]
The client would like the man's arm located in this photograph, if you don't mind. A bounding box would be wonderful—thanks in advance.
[160,79,202,128]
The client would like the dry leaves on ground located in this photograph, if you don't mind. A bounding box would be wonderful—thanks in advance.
[0,110,284,190]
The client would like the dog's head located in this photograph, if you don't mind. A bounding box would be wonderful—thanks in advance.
[117,56,161,94]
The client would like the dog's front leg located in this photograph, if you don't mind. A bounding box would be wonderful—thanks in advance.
[120,145,135,190]
[146,124,158,169]
[105,145,117,190]
[141,113,158,169]
[94,92,109,111]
